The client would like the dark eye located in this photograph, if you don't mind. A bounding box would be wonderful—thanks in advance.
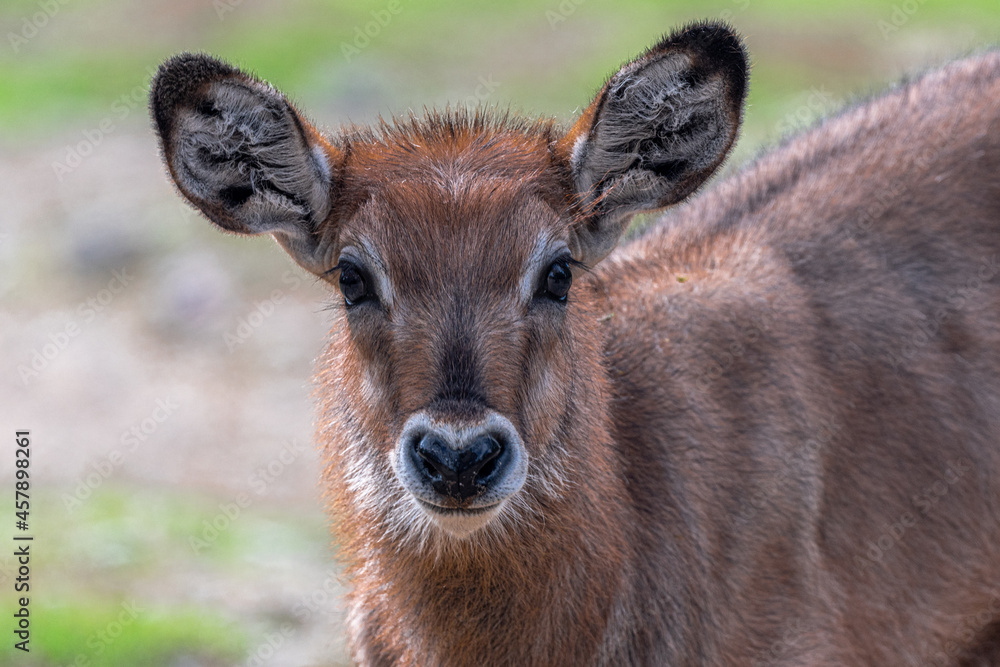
[338,263,370,306]
[542,260,572,301]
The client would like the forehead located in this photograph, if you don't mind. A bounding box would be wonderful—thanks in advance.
[335,114,572,286]
[351,181,558,268]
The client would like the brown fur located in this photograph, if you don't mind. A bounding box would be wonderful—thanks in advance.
[151,23,1000,667]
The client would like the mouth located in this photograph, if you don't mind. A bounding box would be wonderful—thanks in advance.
[416,498,499,516]
[413,497,505,537]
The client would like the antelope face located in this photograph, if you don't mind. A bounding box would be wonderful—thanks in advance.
[330,158,583,536]
[150,24,748,539]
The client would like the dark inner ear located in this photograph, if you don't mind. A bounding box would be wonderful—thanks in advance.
[566,23,748,264]
[150,54,336,275]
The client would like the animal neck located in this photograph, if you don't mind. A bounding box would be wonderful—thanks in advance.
[348,465,631,666]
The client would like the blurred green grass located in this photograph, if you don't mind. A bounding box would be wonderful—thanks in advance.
[0,484,331,666]
[6,602,246,667]
[2,0,998,148]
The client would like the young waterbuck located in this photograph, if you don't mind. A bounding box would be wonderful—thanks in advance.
[151,22,1000,666]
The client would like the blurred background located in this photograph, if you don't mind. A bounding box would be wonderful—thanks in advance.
[1,0,997,664]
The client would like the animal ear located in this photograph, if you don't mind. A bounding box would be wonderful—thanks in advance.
[150,53,340,276]
[557,23,749,265]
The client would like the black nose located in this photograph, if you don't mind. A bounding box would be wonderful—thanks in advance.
[412,431,505,502]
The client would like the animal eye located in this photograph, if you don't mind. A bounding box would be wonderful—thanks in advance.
[542,260,572,302]
[338,263,370,306]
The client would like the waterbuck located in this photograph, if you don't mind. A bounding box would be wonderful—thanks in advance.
[150,22,1000,666]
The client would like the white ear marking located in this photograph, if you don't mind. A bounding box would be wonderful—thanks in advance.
[569,133,588,178]
[312,143,332,183]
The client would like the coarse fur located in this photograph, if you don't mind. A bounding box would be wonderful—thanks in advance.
[151,22,1000,667]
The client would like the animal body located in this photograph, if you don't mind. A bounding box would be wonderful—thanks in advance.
[151,23,1000,666]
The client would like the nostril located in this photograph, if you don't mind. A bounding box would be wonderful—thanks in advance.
[414,435,458,482]
[459,434,503,485]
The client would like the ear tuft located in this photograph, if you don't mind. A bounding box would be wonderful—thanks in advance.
[562,22,749,265]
